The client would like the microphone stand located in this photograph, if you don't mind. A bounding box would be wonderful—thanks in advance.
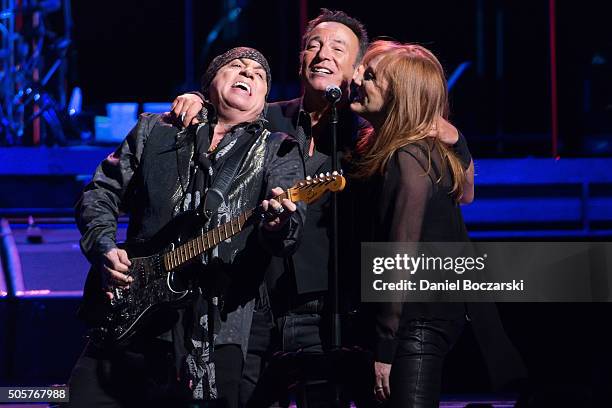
[330,100,341,349]
[329,99,345,407]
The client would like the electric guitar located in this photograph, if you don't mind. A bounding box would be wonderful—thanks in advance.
[80,173,346,347]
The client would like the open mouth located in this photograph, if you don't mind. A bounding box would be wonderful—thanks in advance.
[350,94,364,104]
[349,83,363,103]
[311,66,333,75]
[232,81,251,95]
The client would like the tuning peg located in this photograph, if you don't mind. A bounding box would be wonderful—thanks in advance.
[306,175,312,180]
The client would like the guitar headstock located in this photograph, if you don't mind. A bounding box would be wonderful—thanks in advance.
[287,172,347,205]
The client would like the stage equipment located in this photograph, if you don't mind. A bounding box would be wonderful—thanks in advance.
[0,0,73,145]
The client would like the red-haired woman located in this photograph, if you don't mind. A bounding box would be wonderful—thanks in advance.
[351,40,474,407]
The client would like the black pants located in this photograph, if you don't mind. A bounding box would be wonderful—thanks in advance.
[244,300,374,408]
[65,340,243,408]
[242,301,328,407]
[214,344,245,408]
[388,319,464,408]
[65,339,183,407]
[239,307,276,406]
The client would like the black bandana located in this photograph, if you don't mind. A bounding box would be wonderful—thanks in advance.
[201,47,271,99]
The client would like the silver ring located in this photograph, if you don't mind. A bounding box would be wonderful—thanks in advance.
[375,386,383,391]
[180,111,187,122]
[273,206,284,215]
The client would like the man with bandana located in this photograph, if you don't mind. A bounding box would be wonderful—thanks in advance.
[66,47,305,408]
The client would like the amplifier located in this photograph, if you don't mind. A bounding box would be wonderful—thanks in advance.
[9,222,127,296]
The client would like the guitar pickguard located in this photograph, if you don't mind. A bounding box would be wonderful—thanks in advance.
[107,254,191,344]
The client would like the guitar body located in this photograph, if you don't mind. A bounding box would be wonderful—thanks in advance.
[80,210,206,347]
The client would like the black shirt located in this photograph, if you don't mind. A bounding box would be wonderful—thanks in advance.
[370,140,469,362]
[264,98,369,314]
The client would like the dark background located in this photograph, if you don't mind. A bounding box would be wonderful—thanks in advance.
[46,0,612,157]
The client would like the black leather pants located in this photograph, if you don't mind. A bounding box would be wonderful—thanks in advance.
[389,319,464,408]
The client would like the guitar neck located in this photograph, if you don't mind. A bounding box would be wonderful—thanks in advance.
[162,190,290,271]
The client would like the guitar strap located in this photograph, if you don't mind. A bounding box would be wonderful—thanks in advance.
[202,128,267,220]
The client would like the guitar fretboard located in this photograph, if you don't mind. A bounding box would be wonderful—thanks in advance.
[162,191,289,271]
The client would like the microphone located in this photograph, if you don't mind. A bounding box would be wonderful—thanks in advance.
[325,85,342,104]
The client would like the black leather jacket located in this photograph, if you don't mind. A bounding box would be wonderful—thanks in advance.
[76,112,304,262]
[75,112,305,352]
